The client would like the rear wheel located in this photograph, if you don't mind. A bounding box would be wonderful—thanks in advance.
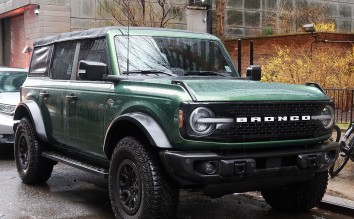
[261,171,328,212]
[109,136,179,219]
[14,117,54,184]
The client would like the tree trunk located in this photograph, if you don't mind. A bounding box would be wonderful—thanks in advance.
[215,0,226,41]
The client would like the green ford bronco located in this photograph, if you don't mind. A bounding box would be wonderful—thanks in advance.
[14,27,338,218]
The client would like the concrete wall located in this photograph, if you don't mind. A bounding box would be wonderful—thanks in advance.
[186,9,207,33]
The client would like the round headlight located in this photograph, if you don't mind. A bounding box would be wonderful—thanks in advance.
[320,105,334,129]
[189,107,216,136]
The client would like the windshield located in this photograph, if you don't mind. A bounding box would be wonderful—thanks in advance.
[0,71,27,92]
[115,36,238,77]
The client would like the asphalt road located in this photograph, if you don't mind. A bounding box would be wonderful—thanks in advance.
[0,145,352,219]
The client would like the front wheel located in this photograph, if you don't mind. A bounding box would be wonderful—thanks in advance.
[14,117,54,184]
[261,171,328,212]
[109,136,179,219]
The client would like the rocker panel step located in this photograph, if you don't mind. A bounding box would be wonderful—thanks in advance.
[42,151,109,178]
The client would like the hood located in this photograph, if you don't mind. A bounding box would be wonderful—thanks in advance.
[0,92,20,106]
[167,78,329,101]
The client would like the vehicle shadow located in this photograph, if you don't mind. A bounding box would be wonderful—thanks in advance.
[0,143,14,160]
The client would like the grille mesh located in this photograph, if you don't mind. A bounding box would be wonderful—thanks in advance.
[209,102,327,142]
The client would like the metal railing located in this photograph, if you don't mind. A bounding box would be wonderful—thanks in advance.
[324,88,354,124]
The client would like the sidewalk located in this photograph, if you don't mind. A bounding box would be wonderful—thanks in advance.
[324,160,354,207]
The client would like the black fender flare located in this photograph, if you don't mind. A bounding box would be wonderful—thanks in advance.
[104,112,173,156]
[13,101,48,142]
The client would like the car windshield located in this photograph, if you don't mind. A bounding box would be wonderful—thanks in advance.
[115,36,239,77]
[0,71,27,92]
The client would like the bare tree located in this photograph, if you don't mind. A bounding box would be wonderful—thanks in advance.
[97,0,187,28]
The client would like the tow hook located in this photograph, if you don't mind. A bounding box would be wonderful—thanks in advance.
[219,159,256,177]
[297,154,321,169]
[234,161,247,175]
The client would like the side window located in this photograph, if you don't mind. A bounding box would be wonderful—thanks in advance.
[77,38,108,79]
[29,45,52,76]
[51,41,76,80]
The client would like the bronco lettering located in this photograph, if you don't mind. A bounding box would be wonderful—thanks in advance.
[235,115,311,123]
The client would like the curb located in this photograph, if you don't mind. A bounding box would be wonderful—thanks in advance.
[319,194,354,216]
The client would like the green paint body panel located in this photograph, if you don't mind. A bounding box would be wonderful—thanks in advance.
[20,27,332,160]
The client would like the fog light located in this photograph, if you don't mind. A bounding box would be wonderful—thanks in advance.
[324,152,331,164]
[205,161,217,175]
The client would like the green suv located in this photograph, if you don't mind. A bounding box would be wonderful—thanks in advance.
[14,27,338,218]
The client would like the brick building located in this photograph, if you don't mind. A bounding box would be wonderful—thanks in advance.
[224,32,354,75]
[0,0,110,68]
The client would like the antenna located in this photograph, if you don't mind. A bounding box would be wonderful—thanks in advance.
[126,1,130,75]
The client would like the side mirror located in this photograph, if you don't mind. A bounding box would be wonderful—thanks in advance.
[246,65,262,81]
[78,60,107,80]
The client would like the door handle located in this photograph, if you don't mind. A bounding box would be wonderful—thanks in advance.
[66,94,78,101]
[39,92,49,98]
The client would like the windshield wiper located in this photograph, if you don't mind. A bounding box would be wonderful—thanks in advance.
[123,70,176,76]
[184,71,230,77]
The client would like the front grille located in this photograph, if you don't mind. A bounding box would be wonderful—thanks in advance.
[182,101,330,142]
[216,120,320,142]
[224,103,322,117]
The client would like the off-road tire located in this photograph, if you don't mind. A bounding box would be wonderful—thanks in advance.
[109,136,179,219]
[261,171,328,212]
[14,117,54,184]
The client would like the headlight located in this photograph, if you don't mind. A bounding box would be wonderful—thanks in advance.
[312,105,334,129]
[189,107,216,136]
[0,104,16,115]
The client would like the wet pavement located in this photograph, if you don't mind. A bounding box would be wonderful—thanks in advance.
[0,145,353,219]
[327,160,354,201]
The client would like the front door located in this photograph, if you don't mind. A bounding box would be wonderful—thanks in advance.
[66,38,112,157]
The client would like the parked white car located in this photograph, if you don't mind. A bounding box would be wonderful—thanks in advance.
[0,67,27,144]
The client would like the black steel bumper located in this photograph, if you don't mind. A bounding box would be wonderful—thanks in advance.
[160,141,339,195]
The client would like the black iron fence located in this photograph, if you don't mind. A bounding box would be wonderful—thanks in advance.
[324,88,354,124]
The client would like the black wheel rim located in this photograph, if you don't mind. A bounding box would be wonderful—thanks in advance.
[18,133,29,169]
[117,159,142,215]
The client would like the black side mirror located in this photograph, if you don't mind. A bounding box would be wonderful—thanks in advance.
[78,60,107,80]
[246,65,262,81]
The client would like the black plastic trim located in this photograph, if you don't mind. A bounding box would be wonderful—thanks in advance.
[172,80,197,101]
[159,141,339,190]
[305,82,326,94]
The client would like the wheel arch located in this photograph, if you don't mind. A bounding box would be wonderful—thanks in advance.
[103,112,172,159]
[13,101,48,142]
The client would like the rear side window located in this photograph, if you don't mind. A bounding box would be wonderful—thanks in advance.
[51,41,76,80]
[29,45,52,76]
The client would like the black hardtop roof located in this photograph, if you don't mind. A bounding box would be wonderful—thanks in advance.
[33,26,212,47]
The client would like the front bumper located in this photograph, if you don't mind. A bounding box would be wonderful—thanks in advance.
[0,113,16,143]
[160,141,339,195]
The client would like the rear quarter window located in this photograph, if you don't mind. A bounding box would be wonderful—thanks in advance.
[29,45,52,76]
